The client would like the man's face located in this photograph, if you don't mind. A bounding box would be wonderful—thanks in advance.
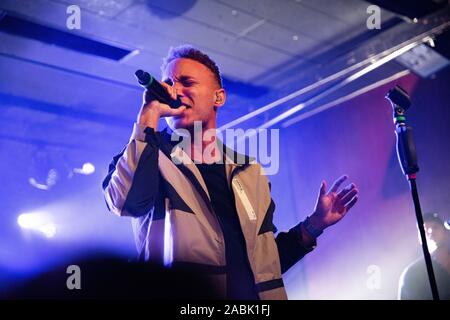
[425,220,446,248]
[162,58,223,131]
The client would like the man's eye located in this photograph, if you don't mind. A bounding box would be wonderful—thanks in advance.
[183,81,194,87]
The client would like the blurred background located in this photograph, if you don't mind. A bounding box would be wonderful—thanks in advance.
[0,0,449,299]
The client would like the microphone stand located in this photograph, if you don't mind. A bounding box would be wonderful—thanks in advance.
[386,86,439,300]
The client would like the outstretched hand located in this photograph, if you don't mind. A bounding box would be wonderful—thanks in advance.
[310,175,358,231]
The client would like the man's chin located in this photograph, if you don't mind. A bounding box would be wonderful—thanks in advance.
[166,117,194,131]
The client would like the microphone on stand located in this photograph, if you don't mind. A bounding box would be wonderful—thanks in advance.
[386,85,440,300]
[134,70,182,109]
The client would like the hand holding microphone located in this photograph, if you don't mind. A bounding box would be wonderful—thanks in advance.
[135,70,182,108]
[135,70,186,129]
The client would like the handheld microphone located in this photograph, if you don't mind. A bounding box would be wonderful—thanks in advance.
[134,70,182,109]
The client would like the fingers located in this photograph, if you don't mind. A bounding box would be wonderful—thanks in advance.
[160,81,177,100]
[319,180,327,196]
[144,82,177,105]
[337,183,352,196]
[329,175,348,193]
[143,90,157,105]
[337,183,356,199]
[344,195,358,211]
[168,105,186,116]
[340,187,358,204]
[157,104,186,118]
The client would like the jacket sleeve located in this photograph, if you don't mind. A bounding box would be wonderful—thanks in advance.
[102,123,161,217]
[275,222,316,274]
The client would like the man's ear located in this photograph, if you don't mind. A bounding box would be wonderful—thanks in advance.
[213,88,226,109]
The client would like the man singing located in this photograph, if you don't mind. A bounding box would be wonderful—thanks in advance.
[103,45,358,299]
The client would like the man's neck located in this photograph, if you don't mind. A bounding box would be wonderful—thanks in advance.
[188,123,221,164]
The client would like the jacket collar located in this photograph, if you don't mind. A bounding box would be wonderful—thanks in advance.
[159,126,254,167]
[157,126,254,201]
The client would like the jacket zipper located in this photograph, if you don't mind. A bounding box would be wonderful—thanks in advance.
[229,165,259,298]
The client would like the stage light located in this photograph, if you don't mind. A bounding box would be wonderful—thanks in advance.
[18,212,43,229]
[72,162,95,175]
[28,168,58,190]
[38,224,57,238]
[17,212,57,238]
